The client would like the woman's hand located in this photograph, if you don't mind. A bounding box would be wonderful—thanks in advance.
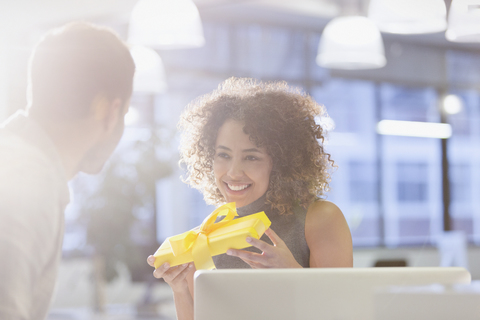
[146,255,193,293]
[226,228,302,268]
[147,256,195,320]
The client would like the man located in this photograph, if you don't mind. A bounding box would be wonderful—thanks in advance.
[0,22,135,319]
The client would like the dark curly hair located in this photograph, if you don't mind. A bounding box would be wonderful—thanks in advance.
[178,77,335,215]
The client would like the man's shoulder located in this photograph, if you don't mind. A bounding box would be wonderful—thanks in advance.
[0,127,52,171]
[0,129,63,219]
[0,130,58,202]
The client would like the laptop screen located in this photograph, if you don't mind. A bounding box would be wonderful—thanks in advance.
[194,267,470,320]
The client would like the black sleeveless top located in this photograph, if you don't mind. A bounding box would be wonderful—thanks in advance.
[212,194,310,268]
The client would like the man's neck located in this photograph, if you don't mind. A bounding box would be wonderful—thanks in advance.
[31,114,98,180]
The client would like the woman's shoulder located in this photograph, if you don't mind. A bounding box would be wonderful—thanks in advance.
[305,200,353,268]
[307,199,342,216]
[305,200,347,230]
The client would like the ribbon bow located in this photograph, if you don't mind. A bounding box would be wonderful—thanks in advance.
[168,202,238,270]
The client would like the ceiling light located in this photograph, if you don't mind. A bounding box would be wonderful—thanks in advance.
[377,120,452,139]
[128,0,205,49]
[368,0,447,34]
[446,0,480,42]
[442,94,463,115]
[130,46,167,94]
[316,16,386,70]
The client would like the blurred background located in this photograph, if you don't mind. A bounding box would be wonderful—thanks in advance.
[1,0,480,319]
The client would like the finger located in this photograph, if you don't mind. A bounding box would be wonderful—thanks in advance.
[153,262,171,278]
[245,236,271,252]
[239,256,269,269]
[243,260,261,269]
[162,264,190,282]
[167,263,193,283]
[239,256,264,268]
[227,248,266,264]
[147,255,155,267]
[264,228,283,246]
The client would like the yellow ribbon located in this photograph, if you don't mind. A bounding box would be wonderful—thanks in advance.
[167,202,238,270]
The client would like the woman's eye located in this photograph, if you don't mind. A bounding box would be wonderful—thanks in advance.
[245,155,258,161]
[217,152,230,159]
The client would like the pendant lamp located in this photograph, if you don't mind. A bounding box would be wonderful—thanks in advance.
[317,16,386,70]
[446,0,480,42]
[128,0,205,49]
[368,0,447,34]
[130,46,167,94]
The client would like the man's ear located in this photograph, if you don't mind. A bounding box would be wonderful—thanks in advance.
[104,98,123,133]
[91,93,123,132]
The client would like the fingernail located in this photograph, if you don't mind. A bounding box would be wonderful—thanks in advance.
[189,263,194,268]
[246,237,252,243]
[182,263,188,267]
[163,263,170,269]
[226,249,233,255]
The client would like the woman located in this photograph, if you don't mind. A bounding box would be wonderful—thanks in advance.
[147,77,352,319]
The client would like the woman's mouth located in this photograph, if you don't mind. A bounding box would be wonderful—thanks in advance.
[226,183,251,191]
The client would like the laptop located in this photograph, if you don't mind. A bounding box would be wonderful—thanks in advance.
[194,267,470,320]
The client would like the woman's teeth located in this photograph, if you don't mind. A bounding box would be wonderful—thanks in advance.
[227,184,249,191]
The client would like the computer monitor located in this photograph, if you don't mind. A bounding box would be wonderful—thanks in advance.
[194,267,470,320]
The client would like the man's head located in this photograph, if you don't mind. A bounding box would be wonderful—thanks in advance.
[27,22,135,175]
[28,21,134,118]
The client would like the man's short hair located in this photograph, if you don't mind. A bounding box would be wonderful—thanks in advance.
[28,21,135,118]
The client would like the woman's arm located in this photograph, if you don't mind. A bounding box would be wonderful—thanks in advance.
[147,256,196,320]
[172,288,194,320]
[226,200,352,268]
[305,200,353,268]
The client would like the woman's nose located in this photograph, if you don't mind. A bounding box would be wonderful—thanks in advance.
[227,159,244,178]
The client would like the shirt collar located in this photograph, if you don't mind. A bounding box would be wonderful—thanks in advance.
[236,192,268,217]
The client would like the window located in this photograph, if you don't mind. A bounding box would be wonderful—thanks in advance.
[451,164,471,203]
[381,84,435,122]
[396,163,428,203]
[349,161,378,203]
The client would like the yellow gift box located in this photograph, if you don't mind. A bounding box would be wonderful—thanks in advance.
[153,202,271,270]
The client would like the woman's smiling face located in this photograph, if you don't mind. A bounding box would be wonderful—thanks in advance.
[213,119,273,208]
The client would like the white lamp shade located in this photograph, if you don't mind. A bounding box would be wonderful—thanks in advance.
[317,16,386,70]
[128,0,205,49]
[446,0,480,42]
[368,0,447,34]
[130,46,167,94]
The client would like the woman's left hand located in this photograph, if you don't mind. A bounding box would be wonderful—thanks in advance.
[226,228,302,268]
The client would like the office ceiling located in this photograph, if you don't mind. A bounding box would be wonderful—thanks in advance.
[0,0,478,50]
[0,0,479,54]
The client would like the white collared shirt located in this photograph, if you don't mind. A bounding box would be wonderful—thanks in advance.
[0,111,70,320]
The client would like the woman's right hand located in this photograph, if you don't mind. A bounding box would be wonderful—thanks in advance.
[147,255,194,293]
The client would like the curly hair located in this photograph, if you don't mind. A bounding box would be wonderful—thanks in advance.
[178,77,335,215]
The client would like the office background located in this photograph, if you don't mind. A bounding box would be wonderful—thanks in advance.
[1,0,479,318]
